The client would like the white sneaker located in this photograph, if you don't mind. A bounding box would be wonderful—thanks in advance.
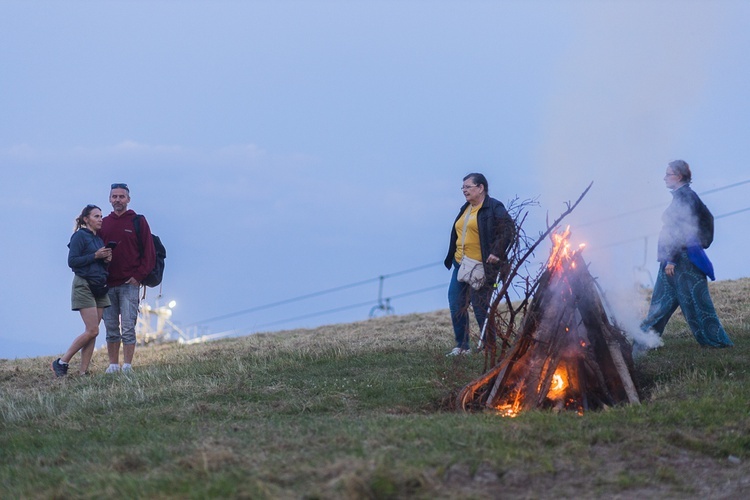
[105,364,120,374]
[446,347,471,357]
[121,364,133,373]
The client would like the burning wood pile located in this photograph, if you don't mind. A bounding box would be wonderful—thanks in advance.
[458,227,640,416]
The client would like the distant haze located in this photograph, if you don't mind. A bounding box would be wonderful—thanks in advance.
[1,1,748,359]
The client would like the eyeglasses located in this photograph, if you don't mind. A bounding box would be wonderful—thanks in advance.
[461,184,478,191]
[111,183,129,191]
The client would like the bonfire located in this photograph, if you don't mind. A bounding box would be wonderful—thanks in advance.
[458,226,640,416]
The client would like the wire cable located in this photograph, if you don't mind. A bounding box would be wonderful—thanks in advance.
[246,283,448,331]
[598,205,750,249]
[578,179,750,228]
[386,283,446,300]
[190,180,749,331]
[253,298,383,329]
[189,261,443,326]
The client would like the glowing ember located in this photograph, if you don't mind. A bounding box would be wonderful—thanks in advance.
[496,404,520,418]
[495,392,523,417]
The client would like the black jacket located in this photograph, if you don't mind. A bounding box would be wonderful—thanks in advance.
[68,228,108,285]
[444,196,515,281]
[657,185,713,263]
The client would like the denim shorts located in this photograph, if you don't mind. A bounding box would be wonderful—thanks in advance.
[103,284,141,345]
[71,275,111,311]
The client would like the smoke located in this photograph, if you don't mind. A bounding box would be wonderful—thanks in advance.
[534,3,725,341]
[630,328,664,351]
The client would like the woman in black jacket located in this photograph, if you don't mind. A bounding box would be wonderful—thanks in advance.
[444,173,515,356]
[51,205,112,377]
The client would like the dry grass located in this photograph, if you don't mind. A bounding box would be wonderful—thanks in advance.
[1,279,749,499]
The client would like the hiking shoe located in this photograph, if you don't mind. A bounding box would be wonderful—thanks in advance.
[446,347,471,357]
[51,358,68,377]
[105,364,120,374]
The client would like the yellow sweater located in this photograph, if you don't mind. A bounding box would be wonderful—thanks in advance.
[454,204,482,263]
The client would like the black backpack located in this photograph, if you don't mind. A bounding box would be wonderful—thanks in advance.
[696,199,714,249]
[133,215,166,287]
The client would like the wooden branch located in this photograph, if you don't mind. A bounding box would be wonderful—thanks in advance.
[487,182,594,327]
[570,253,640,405]
[602,325,641,405]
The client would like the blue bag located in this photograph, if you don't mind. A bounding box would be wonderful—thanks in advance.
[686,244,715,281]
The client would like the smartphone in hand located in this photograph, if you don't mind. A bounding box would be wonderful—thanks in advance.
[106,241,118,249]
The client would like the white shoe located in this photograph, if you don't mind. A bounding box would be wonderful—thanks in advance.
[121,364,133,373]
[105,364,120,374]
[446,347,471,357]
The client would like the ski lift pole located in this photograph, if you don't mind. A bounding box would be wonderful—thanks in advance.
[369,275,395,317]
[632,235,653,288]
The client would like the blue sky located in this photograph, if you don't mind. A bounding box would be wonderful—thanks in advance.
[2,1,749,359]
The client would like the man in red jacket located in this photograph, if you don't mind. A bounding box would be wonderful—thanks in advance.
[98,183,156,373]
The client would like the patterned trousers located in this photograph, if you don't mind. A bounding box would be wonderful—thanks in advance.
[640,251,733,348]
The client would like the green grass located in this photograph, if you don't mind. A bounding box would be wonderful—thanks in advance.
[2,279,750,499]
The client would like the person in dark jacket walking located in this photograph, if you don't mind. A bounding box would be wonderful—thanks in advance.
[637,160,733,353]
[444,173,515,356]
[99,183,155,373]
[51,204,112,377]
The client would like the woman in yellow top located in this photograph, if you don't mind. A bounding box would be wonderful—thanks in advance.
[444,173,515,356]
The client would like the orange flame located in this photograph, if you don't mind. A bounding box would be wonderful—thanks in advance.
[495,390,523,417]
[547,227,587,272]
[547,226,572,271]
[546,367,568,400]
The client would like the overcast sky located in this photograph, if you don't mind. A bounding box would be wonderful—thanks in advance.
[2,1,749,360]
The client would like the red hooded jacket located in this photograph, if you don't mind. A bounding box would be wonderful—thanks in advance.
[99,209,156,287]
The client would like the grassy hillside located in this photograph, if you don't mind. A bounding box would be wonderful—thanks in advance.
[2,278,750,499]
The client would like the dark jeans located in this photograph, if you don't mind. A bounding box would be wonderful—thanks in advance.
[448,260,493,350]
